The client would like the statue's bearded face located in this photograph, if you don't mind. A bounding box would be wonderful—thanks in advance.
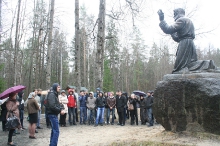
[173,8,185,21]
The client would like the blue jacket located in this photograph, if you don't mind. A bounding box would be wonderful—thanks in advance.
[79,95,87,107]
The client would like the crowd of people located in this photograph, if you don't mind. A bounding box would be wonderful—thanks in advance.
[61,87,154,127]
[0,83,154,146]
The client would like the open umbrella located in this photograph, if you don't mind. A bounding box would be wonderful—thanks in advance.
[0,85,26,99]
[133,90,146,97]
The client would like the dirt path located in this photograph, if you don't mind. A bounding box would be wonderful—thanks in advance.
[0,115,220,146]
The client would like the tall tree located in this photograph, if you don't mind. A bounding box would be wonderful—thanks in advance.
[75,0,81,93]
[46,0,55,88]
[0,0,2,44]
[14,0,22,85]
[96,0,106,89]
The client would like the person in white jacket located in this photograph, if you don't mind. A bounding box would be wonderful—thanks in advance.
[58,90,68,126]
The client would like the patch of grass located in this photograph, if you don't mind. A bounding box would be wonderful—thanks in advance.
[109,141,191,146]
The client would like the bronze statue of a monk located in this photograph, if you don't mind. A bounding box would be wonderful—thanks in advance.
[158,8,217,74]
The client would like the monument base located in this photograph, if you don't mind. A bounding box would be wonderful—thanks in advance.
[154,73,220,135]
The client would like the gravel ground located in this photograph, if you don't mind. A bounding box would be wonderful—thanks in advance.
[0,114,220,146]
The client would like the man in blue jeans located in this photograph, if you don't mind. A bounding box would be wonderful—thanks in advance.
[79,90,87,124]
[46,83,65,146]
[146,91,154,127]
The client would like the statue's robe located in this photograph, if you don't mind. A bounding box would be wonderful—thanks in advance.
[159,17,216,73]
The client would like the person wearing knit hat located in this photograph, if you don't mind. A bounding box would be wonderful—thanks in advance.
[46,83,64,146]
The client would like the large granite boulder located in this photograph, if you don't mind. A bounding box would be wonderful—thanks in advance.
[153,73,220,135]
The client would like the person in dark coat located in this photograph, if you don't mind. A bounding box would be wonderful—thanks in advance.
[122,92,129,120]
[104,92,109,124]
[1,100,7,131]
[146,91,154,127]
[94,92,105,126]
[158,8,217,74]
[139,95,147,125]
[46,83,64,146]
[17,91,25,129]
[116,90,127,126]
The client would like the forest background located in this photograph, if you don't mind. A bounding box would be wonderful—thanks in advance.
[0,0,220,96]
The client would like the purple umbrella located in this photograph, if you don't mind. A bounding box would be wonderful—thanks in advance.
[133,90,146,97]
[0,85,26,99]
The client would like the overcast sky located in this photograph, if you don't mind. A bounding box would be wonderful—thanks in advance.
[54,0,220,50]
[2,0,220,51]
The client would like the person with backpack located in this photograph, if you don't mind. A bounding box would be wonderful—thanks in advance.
[46,83,65,146]
[67,89,77,125]
[42,88,52,128]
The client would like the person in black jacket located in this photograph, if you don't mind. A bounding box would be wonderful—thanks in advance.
[17,91,25,129]
[46,83,64,146]
[146,91,154,127]
[1,100,7,131]
[104,92,109,124]
[116,90,126,126]
[94,92,105,127]
[139,95,147,125]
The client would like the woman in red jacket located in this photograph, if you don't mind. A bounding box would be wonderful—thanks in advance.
[67,89,77,125]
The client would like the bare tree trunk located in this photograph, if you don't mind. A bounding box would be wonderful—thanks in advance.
[75,0,81,93]
[14,0,22,85]
[46,0,55,88]
[35,28,42,88]
[0,0,2,71]
[96,0,105,89]
[0,0,2,44]
[82,28,87,87]
[60,43,62,88]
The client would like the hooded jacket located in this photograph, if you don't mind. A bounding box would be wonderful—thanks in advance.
[79,94,87,107]
[46,83,62,115]
[86,92,96,109]
[95,95,105,108]
[67,89,77,108]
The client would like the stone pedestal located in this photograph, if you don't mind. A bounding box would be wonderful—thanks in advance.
[153,73,220,135]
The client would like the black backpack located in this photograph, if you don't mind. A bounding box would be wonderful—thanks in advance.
[43,92,52,107]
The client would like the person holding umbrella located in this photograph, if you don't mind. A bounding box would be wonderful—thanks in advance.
[6,92,21,146]
[0,85,26,146]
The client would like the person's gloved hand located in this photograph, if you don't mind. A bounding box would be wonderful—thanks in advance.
[157,9,164,21]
